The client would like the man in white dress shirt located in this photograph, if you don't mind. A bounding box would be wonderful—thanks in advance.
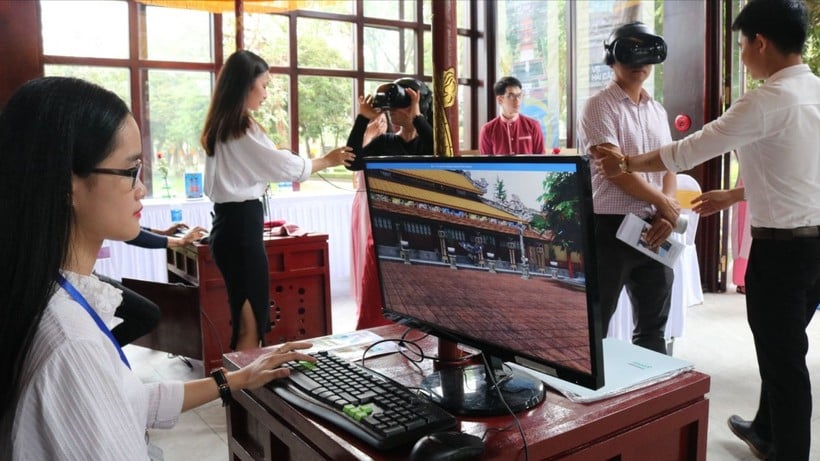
[597,1,819,458]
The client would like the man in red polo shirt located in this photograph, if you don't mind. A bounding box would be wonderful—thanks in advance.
[479,76,545,155]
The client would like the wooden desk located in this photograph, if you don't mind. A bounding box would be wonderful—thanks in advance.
[222,324,710,461]
[126,233,332,375]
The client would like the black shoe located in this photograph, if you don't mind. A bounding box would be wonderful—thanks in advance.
[727,415,772,460]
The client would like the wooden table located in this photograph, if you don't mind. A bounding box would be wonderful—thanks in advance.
[126,233,332,375]
[222,324,710,460]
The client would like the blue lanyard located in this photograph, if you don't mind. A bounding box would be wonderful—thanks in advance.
[56,274,131,369]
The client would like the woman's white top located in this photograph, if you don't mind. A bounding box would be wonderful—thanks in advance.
[12,272,184,460]
[205,123,312,203]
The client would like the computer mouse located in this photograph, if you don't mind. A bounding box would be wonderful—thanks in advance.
[409,431,485,461]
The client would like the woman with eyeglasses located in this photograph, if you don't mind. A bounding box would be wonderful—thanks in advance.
[201,50,355,351]
[0,77,317,459]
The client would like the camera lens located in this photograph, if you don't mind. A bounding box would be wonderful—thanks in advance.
[372,83,411,110]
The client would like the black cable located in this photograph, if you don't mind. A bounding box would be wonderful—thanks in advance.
[314,171,357,192]
[353,329,529,458]
[479,352,529,461]
[280,148,357,193]
[360,338,426,374]
[357,327,481,375]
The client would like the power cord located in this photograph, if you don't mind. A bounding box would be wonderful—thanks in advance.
[354,327,530,460]
[314,171,357,192]
[480,352,529,461]
[279,148,358,193]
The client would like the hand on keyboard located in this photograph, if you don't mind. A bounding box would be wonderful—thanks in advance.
[238,341,316,389]
[269,351,457,450]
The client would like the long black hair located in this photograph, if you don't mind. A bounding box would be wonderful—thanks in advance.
[201,50,270,156]
[0,77,131,448]
[394,77,434,124]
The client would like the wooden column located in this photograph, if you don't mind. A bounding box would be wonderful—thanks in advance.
[431,0,458,157]
[234,0,244,50]
[431,3,460,363]
[0,1,43,108]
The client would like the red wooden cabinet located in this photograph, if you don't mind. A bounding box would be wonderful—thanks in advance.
[129,233,332,376]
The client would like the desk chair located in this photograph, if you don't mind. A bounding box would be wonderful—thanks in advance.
[608,174,704,353]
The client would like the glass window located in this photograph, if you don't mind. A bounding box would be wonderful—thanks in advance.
[458,84,472,151]
[297,18,355,70]
[142,6,212,62]
[243,13,290,67]
[364,0,405,20]
[44,65,131,107]
[365,79,392,96]
[144,70,212,199]
[254,73,291,150]
[38,0,478,194]
[296,0,354,15]
[297,76,355,191]
[496,0,568,148]
[221,12,238,56]
[574,1,662,127]
[423,30,433,75]
[364,27,417,74]
[456,0,471,29]
[407,0,421,21]
[422,1,432,24]
[457,35,471,79]
[40,0,128,59]
[297,76,354,156]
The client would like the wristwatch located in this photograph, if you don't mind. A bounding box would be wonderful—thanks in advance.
[210,368,232,407]
[619,155,631,174]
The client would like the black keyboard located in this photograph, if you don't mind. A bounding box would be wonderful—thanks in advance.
[269,350,457,450]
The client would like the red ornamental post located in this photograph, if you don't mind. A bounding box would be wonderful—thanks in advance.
[431,0,458,158]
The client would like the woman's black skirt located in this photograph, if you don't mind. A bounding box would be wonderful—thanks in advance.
[210,199,270,350]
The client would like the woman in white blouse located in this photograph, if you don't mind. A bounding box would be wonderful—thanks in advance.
[201,50,354,351]
[0,77,316,460]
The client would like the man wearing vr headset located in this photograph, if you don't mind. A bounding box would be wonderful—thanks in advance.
[578,22,679,356]
[597,1,818,459]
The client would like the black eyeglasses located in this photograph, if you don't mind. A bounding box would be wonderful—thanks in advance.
[90,161,143,190]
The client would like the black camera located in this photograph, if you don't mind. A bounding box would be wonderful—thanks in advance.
[372,83,411,110]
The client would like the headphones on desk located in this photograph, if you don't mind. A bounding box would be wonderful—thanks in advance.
[604,22,667,66]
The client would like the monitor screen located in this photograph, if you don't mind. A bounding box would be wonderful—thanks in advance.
[363,155,604,414]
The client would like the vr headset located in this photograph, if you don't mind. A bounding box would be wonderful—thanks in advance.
[604,22,667,66]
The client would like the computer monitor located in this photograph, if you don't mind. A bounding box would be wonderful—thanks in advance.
[363,155,604,416]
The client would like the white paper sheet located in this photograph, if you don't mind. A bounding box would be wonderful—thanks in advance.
[508,338,694,403]
[616,213,685,268]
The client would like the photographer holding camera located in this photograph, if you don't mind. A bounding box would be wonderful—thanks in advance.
[346,78,433,329]
[346,78,433,170]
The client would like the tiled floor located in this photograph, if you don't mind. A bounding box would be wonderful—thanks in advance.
[127,283,820,460]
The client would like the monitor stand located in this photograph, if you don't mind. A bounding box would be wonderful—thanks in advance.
[420,339,546,416]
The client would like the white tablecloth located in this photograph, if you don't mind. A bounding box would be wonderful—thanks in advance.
[94,192,354,284]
